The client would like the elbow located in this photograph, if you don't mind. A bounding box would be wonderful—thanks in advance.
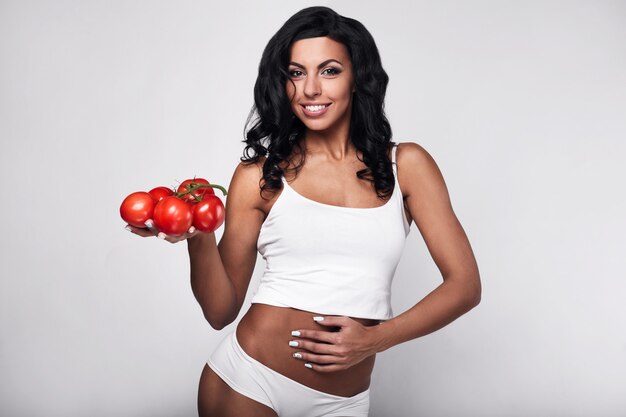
[470,289,481,309]
[209,321,228,331]
[466,274,482,309]
[451,271,481,312]
[204,311,237,331]
[206,316,232,331]
[198,294,240,330]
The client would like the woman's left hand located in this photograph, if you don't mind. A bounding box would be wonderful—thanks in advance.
[289,315,380,372]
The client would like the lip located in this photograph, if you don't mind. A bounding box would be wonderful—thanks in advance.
[300,103,332,118]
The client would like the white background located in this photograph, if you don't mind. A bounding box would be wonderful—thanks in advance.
[1,1,625,416]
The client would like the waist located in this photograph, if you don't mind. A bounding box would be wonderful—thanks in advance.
[236,303,379,397]
[250,275,394,320]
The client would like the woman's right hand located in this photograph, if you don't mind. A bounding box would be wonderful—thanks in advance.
[125,220,201,244]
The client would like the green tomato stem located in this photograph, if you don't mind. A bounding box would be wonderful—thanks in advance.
[175,183,228,199]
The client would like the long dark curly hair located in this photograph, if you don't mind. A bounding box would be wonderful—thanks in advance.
[241,6,396,200]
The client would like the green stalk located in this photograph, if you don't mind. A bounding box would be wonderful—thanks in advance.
[175,183,228,200]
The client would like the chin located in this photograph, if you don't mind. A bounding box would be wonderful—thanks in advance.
[301,121,332,131]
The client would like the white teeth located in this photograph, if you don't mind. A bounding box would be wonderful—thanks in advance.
[305,104,326,111]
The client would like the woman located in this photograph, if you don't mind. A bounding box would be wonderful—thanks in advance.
[128,6,480,417]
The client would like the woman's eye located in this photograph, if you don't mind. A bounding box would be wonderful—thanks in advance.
[322,67,341,76]
[289,69,304,78]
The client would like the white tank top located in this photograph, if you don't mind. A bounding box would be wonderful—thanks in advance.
[252,144,411,320]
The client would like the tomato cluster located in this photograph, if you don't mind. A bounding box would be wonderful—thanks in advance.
[120,178,227,235]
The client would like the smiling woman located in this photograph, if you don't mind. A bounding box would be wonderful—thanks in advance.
[126,6,480,417]
[286,37,355,135]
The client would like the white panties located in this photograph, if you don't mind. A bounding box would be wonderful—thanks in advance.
[207,330,370,417]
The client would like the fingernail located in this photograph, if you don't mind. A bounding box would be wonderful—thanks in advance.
[125,225,132,231]
[188,226,196,233]
[288,341,299,347]
[157,233,166,240]
[304,363,313,369]
[293,352,303,359]
[313,316,324,322]
[291,330,301,337]
[144,220,153,228]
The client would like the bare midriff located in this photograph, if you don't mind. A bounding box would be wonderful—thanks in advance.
[235,303,380,398]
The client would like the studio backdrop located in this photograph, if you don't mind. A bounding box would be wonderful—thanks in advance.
[1,1,625,416]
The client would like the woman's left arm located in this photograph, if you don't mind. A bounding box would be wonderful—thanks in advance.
[373,141,481,350]
[290,142,481,372]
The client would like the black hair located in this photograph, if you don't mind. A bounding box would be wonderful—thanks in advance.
[241,6,396,200]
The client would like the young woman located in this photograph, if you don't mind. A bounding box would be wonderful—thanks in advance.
[127,6,480,417]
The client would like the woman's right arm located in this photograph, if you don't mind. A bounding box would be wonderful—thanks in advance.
[186,161,267,330]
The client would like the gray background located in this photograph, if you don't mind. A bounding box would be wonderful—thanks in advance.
[1,0,625,416]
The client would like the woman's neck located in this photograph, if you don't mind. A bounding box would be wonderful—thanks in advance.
[302,125,355,162]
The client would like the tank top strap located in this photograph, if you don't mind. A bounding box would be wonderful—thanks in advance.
[391,143,399,175]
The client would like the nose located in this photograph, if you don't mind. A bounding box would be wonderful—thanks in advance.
[303,74,321,98]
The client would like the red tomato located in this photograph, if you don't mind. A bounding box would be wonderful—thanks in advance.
[149,186,174,202]
[120,191,155,228]
[177,178,215,203]
[153,196,193,236]
[192,195,225,233]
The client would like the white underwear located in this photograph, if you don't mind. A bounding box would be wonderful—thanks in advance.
[206,330,370,417]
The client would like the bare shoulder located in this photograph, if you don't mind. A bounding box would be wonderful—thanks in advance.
[396,141,435,168]
[395,141,447,200]
[227,157,267,212]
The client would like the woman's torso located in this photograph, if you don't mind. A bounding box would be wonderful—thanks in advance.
[235,143,413,397]
[236,304,379,397]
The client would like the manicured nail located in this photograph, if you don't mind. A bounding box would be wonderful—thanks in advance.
[291,330,301,337]
[293,352,303,359]
[313,316,324,322]
[188,226,196,234]
[144,220,153,228]
[304,363,313,369]
[157,233,166,240]
[288,341,299,347]
[125,225,132,231]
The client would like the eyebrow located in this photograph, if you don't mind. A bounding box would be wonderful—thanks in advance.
[288,59,344,69]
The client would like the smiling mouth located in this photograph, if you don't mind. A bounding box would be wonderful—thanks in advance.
[301,103,331,115]
[303,104,328,111]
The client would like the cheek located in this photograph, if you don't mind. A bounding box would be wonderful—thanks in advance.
[330,80,353,100]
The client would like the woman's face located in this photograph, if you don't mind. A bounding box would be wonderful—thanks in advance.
[286,37,355,135]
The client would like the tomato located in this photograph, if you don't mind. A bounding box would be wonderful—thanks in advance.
[153,196,193,236]
[177,178,215,204]
[192,195,225,233]
[120,191,155,228]
[149,186,174,202]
